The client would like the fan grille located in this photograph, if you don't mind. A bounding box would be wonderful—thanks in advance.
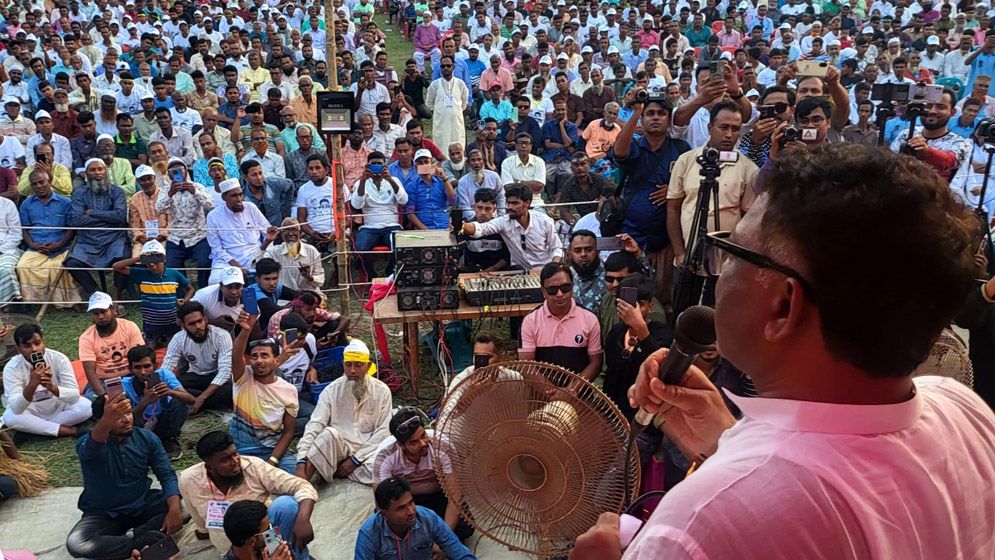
[434,361,640,557]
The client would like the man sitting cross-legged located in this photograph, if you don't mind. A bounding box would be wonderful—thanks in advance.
[295,339,393,484]
[179,431,317,557]
[66,393,183,559]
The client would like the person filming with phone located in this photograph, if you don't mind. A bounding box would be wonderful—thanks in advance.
[121,345,195,461]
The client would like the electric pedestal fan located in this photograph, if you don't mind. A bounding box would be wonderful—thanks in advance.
[434,360,640,558]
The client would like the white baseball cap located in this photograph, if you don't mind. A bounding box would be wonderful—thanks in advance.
[34,109,51,120]
[414,148,433,161]
[539,55,553,64]
[135,164,156,179]
[927,35,940,45]
[220,266,245,286]
[87,291,114,312]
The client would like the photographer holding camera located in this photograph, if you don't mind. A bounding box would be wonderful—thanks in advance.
[889,88,971,182]
[767,97,833,164]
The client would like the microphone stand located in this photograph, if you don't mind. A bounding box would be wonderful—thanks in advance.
[673,149,722,319]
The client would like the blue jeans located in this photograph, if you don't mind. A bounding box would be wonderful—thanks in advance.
[355,225,401,276]
[231,425,297,474]
[269,495,310,560]
[166,239,212,288]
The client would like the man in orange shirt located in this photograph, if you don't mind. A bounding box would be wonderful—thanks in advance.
[78,292,146,397]
[581,102,622,160]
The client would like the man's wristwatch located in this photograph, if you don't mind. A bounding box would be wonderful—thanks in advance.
[729,89,745,100]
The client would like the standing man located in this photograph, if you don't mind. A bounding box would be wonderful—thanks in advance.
[155,158,216,289]
[667,101,758,311]
[890,89,971,182]
[425,55,470,157]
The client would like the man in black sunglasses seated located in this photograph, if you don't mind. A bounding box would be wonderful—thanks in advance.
[574,145,995,558]
[518,262,603,382]
[371,408,474,541]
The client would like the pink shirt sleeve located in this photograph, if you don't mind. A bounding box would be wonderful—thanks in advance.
[519,312,538,353]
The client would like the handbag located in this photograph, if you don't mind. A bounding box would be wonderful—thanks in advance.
[598,147,674,237]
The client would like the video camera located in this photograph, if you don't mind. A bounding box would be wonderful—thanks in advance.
[635,89,668,103]
[977,119,995,145]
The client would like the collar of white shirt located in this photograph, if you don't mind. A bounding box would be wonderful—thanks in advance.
[725,387,922,435]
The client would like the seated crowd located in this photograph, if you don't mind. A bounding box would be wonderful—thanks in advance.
[1,0,995,558]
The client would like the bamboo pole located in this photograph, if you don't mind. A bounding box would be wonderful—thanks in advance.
[325,1,351,313]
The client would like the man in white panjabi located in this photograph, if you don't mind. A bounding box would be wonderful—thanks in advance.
[425,54,469,160]
[293,339,392,484]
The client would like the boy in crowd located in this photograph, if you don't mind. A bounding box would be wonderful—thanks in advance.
[113,240,194,347]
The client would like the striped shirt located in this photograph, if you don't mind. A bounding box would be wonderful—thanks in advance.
[129,267,191,328]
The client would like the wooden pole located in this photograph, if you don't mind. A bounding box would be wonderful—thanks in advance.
[325,0,351,313]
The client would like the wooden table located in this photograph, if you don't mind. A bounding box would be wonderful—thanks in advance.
[371,279,541,395]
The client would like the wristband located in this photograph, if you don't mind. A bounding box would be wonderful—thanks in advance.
[267,456,280,466]
[349,456,362,466]
[729,89,745,100]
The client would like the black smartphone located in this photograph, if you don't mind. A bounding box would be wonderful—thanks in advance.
[620,286,638,307]
[473,353,490,369]
[759,104,778,119]
[140,535,180,560]
[148,371,162,388]
[29,351,45,366]
[241,287,259,316]
[37,153,47,164]
[284,328,298,345]
[596,236,624,251]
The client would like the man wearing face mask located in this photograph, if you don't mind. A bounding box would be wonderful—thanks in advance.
[295,339,392,485]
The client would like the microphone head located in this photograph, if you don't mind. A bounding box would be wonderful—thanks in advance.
[674,305,717,353]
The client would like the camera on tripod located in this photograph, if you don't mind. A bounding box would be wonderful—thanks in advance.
[977,119,995,145]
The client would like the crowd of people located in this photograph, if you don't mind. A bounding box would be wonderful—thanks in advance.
[0,0,994,557]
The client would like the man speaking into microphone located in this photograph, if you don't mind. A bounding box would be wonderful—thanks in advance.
[572,144,995,559]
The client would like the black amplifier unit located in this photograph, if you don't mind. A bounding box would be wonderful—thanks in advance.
[397,285,460,311]
[396,265,456,287]
[394,231,458,267]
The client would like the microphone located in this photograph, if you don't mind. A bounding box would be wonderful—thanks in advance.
[632,305,716,430]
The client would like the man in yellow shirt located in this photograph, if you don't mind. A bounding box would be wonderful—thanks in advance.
[17,142,72,197]
[238,51,270,103]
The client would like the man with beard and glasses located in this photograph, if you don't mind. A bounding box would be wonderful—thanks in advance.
[65,393,183,559]
[890,88,972,183]
[457,149,505,220]
[372,408,473,541]
[568,230,607,313]
[64,158,131,306]
[180,430,317,556]
[162,301,234,414]
[295,339,392,485]
[229,313,300,475]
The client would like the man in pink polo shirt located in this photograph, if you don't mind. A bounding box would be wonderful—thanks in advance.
[518,262,603,382]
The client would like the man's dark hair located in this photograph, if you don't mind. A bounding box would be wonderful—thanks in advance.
[127,345,156,365]
[305,153,328,168]
[395,137,411,149]
[256,257,281,276]
[569,229,597,244]
[619,273,656,303]
[196,430,235,460]
[191,70,205,80]
[474,187,498,204]
[375,101,391,113]
[245,102,263,113]
[368,151,386,162]
[796,96,833,120]
[154,106,171,117]
[604,250,640,273]
[389,408,424,444]
[76,111,95,125]
[223,500,268,547]
[278,311,309,333]
[177,300,206,322]
[115,112,133,124]
[540,262,571,283]
[759,85,796,106]
[13,323,42,346]
[709,100,742,123]
[374,477,412,510]
[857,99,875,110]
[239,159,262,176]
[405,119,423,132]
[963,97,983,110]
[760,144,977,376]
[504,183,532,203]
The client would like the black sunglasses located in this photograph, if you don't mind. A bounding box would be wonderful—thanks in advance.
[395,415,422,438]
[544,283,573,296]
[705,231,815,298]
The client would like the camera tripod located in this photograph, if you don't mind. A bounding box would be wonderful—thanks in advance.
[673,148,723,318]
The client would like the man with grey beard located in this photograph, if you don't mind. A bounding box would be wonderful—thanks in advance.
[64,158,131,308]
[294,339,392,485]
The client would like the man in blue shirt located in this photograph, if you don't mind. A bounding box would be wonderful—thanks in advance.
[121,345,195,460]
[541,100,581,199]
[66,393,183,559]
[18,169,76,304]
[949,98,983,139]
[966,35,995,97]
[405,149,456,230]
[355,477,475,560]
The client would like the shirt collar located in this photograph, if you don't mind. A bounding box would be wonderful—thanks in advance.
[725,387,923,435]
[542,299,577,320]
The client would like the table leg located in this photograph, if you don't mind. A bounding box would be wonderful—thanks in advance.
[404,322,421,396]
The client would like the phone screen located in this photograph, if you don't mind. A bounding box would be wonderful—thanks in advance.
[284,328,298,344]
[140,535,180,560]
[473,354,490,369]
[241,287,259,316]
[620,286,638,307]
[170,168,185,183]
[29,351,45,366]
[596,236,624,252]
[148,371,162,388]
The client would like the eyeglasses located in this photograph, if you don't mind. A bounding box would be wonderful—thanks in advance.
[705,231,815,298]
[395,415,422,438]
[605,274,626,284]
[440,63,453,68]
[544,283,573,295]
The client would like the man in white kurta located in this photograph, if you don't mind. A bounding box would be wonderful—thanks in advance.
[205,178,271,284]
[294,339,392,484]
[425,55,470,159]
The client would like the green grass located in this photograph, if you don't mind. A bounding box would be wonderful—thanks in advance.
[5,17,451,487]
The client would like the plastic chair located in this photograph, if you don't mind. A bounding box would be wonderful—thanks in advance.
[711,20,725,34]
[309,346,346,403]
[935,77,965,101]
[721,45,738,55]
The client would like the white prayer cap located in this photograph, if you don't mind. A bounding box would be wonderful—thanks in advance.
[135,165,156,179]
[84,158,106,170]
[219,178,242,194]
